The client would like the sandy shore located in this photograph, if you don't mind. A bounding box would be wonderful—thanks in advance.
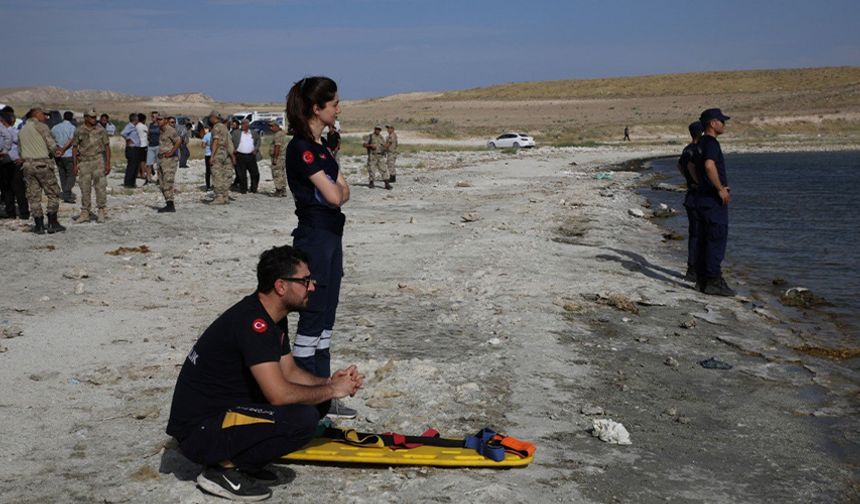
[0,145,857,503]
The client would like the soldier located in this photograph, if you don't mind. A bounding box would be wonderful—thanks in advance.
[19,104,65,234]
[269,122,288,197]
[207,111,235,205]
[362,126,390,190]
[72,108,111,223]
[156,116,181,213]
[384,124,398,183]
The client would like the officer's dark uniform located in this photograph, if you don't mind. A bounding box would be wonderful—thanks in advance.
[679,121,704,280]
[693,110,730,291]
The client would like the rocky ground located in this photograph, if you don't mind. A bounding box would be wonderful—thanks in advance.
[0,146,857,503]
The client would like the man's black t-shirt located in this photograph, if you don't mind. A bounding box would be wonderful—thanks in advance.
[166,294,290,440]
[286,136,345,235]
[695,134,727,196]
[678,142,701,190]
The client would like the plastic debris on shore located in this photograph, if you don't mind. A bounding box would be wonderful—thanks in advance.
[698,357,733,370]
[594,172,613,180]
[627,208,645,218]
[590,419,632,445]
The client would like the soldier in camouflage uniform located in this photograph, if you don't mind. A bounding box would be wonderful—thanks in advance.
[19,105,65,234]
[384,124,398,183]
[362,126,390,190]
[156,116,181,212]
[72,109,111,223]
[268,122,288,197]
[208,111,234,205]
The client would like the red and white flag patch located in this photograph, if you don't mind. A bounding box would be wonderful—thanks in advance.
[302,151,315,164]
[252,318,268,333]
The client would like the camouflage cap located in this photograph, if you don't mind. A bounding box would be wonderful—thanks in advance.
[374,125,382,130]
[84,107,97,117]
[208,109,222,119]
[27,103,46,114]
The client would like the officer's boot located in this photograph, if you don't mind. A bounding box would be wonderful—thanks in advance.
[703,276,736,297]
[384,180,392,190]
[32,216,46,235]
[97,208,108,223]
[368,180,374,189]
[157,201,176,213]
[683,266,697,282]
[390,174,396,183]
[46,212,66,233]
[75,209,91,223]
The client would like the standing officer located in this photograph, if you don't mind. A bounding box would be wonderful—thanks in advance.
[363,126,390,190]
[678,121,704,282]
[19,105,65,234]
[269,122,288,197]
[156,116,181,213]
[72,108,111,223]
[384,124,398,183]
[207,111,234,205]
[693,108,735,296]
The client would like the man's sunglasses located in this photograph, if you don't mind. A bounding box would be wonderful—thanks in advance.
[281,276,317,288]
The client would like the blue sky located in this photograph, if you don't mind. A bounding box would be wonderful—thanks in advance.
[2,0,858,101]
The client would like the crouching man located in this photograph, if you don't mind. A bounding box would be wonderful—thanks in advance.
[166,245,364,501]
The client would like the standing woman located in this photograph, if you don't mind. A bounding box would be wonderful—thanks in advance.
[285,76,354,418]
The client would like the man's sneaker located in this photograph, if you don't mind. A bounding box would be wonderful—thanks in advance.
[326,399,357,419]
[196,466,272,502]
[239,467,279,482]
[703,276,736,297]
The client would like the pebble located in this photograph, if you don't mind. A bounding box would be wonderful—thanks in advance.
[664,407,678,416]
[676,416,692,424]
[461,212,481,222]
[63,268,89,280]
[74,282,85,295]
[487,337,501,345]
[679,319,697,329]
[409,216,416,224]
[664,357,679,367]
[627,208,645,218]
[39,296,50,302]
[1,325,23,339]
[581,405,605,416]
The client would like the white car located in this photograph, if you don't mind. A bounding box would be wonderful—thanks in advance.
[487,132,535,149]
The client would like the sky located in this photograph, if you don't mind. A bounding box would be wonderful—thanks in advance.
[2,0,859,102]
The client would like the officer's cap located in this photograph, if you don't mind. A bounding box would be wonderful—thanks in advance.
[699,108,730,124]
[688,121,704,137]
[84,108,97,117]
[385,124,392,128]
[27,103,46,115]
[208,110,222,119]
[374,125,382,130]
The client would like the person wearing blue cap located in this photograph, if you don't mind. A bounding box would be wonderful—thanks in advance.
[678,121,704,282]
[693,108,735,296]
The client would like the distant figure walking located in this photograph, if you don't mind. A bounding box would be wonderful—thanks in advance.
[623,126,631,141]
[678,121,704,282]
[693,108,734,296]
[362,126,390,189]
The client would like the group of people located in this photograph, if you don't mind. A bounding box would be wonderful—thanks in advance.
[677,108,735,296]
[362,124,398,189]
[0,105,112,232]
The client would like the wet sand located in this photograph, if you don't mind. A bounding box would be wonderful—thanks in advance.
[0,145,857,503]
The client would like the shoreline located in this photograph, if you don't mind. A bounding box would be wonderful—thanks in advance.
[0,145,856,502]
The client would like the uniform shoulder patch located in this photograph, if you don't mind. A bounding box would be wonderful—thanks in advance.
[302,150,315,165]
[251,318,268,333]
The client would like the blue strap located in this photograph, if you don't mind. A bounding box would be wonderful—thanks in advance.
[464,427,505,462]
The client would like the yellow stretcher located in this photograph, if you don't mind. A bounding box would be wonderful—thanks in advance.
[279,429,536,468]
[280,438,534,467]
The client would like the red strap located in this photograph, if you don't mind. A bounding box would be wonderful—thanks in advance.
[383,428,441,450]
[491,434,536,458]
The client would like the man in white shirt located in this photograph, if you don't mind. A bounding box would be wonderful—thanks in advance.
[136,113,150,183]
[230,119,261,193]
[51,111,77,203]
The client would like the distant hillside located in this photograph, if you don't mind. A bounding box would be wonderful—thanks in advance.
[0,86,214,107]
[440,67,860,100]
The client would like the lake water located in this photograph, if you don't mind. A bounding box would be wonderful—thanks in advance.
[645,150,860,337]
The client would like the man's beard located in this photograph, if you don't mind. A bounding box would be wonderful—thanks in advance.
[284,297,309,312]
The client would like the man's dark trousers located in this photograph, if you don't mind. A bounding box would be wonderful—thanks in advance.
[55,157,76,201]
[235,152,259,193]
[694,194,728,280]
[1,160,29,217]
[123,146,138,187]
[179,143,190,168]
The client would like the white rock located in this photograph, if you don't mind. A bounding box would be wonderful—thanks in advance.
[487,337,501,345]
[627,208,645,218]
[591,419,632,445]
[39,296,50,302]
[74,282,85,295]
